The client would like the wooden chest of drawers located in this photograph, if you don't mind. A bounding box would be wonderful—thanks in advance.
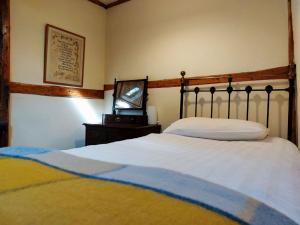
[83,124,161,146]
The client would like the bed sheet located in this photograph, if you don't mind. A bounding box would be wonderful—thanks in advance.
[64,133,300,224]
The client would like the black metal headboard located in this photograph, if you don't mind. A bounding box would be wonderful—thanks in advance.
[179,64,297,145]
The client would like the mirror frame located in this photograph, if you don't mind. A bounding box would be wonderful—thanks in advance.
[112,77,148,115]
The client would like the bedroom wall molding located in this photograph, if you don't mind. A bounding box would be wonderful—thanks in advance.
[104,66,290,91]
[9,82,104,99]
[88,0,130,9]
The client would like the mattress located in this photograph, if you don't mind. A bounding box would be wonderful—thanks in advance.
[64,133,300,224]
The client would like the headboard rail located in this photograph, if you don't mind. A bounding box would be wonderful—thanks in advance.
[179,64,297,145]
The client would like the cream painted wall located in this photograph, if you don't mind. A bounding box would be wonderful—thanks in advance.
[106,0,291,136]
[9,0,294,147]
[106,0,288,83]
[293,0,300,143]
[11,0,106,88]
[10,0,106,148]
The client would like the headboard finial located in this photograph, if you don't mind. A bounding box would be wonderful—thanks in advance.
[180,71,186,85]
[179,71,186,119]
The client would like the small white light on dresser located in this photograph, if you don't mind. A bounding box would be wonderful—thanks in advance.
[147,106,158,125]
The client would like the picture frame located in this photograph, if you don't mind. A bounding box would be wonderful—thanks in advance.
[44,24,85,87]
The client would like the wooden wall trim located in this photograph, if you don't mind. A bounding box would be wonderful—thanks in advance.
[9,82,104,99]
[88,0,130,9]
[104,66,290,91]
[184,66,290,86]
[104,84,114,91]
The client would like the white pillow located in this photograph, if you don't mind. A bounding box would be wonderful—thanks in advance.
[163,117,269,141]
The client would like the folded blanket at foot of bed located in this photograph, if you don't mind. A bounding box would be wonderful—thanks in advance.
[0,147,298,225]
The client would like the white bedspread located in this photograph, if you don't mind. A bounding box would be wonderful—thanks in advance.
[64,133,300,224]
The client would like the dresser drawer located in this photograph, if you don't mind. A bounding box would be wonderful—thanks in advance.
[83,123,161,146]
[102,114,148,126]
[85,126,107,145]
[106,128,135,142]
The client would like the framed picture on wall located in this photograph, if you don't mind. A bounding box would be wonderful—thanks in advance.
[44,24,85,87]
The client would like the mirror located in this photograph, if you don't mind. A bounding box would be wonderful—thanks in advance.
[113,78,148,114]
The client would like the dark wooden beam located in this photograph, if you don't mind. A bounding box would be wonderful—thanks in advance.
[287,0,297,145]
[287,64,297,145]
[0,0,9,83]
[10,82,104,99]
[104,66,290,91]
[106,0,130,9]
[88,0,107,9]
[88,0,130,9]
[288,0,295,65]
[0,0,10,146]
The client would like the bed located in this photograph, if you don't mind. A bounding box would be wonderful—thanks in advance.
[0,65,299,225]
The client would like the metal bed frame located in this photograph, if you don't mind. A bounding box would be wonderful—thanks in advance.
[179,64,297,144]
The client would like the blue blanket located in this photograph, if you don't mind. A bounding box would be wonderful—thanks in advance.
[0,147,298,225]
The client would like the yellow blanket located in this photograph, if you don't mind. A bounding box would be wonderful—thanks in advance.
[0,157,238,225]
[1,147,297,225]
